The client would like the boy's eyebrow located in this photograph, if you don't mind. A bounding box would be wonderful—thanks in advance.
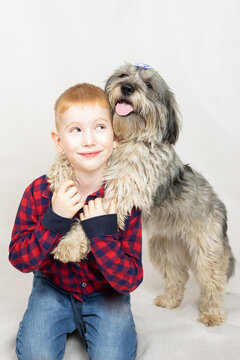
[94,117,111,123]
[63,122,82,130]
[65,118,111,128]
[65,121,82,128]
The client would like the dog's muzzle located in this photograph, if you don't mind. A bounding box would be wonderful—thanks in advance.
[121,83,135,96]
[115,83,135,117]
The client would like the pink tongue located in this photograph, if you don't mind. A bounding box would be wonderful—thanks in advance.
[116,102,134,116]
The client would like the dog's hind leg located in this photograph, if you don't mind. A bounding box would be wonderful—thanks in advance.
[148,235,189,309]
[191,239,228,326]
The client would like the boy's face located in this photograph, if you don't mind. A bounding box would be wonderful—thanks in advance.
[52,104,118,176]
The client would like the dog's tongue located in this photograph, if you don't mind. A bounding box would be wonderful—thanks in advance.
[116,102,134,116]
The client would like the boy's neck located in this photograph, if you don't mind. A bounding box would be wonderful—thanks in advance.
[74,169,104,201]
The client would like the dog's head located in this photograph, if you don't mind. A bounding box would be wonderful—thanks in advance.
[105,63,181,145]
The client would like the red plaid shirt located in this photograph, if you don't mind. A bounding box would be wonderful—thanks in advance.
[9,175,143,301]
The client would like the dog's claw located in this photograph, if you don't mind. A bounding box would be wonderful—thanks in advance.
[198,312,226,326]
[154,294,182,309]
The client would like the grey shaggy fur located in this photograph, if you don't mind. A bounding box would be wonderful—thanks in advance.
[104,63,235,326]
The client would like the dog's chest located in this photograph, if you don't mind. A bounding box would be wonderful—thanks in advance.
[104,144,165,216]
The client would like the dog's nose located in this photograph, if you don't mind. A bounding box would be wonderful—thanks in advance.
[121,83,135,96]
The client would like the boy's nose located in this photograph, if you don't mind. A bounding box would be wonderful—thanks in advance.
[82,130,96,146]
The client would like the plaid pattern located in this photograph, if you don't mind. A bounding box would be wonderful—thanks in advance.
[9,175,143,301]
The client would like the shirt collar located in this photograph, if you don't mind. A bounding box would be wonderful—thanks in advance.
[86,184,105,200]
[42,183,52,199]
[41,182,105,200]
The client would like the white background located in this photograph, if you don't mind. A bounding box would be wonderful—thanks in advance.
[0,1,239,359]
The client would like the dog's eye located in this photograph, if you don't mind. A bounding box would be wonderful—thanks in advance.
[145,81,152,89]
[119,74,128,78]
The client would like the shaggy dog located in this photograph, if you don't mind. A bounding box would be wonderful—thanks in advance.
[50,63,235,327]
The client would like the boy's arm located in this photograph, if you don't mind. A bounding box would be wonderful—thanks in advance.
[81,207,143,294]
[9,181,76,272]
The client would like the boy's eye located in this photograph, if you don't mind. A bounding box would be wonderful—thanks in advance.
[71,127,81,132]
[96,124,105,130]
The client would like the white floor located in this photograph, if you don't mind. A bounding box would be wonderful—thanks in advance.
[1,236,240,360]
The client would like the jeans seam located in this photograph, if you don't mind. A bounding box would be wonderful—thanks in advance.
[71,297,87,347]
[16,321,23,358]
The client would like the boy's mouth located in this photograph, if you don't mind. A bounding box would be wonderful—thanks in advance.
[78,151,102,158]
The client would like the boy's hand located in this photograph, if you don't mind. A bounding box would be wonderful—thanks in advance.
[80,198,117,221]
[51,180,84,218]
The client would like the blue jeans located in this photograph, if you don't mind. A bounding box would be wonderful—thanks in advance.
[16,271,137,360]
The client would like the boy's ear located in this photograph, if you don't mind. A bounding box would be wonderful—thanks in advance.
[113,134,118,149]
[51,131,64,153]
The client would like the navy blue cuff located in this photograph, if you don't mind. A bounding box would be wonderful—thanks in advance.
[81,214,118,239]
[41,206,77,234]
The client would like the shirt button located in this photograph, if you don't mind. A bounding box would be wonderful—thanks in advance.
[82,282,87,288]
[76,263,80,268]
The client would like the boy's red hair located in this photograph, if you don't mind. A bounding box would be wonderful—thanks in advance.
[54,83,110,130]
[55,83,110,114]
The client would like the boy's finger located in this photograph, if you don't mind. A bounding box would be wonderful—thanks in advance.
[72,193,82,204]
[80,212,85,221]
[67,186,79,198]
[61,180,76,192]
[94,197,103,210]
[83,204,89,218]
[88,200,95,213]
[74,200,84,210]
[108,199,117,214]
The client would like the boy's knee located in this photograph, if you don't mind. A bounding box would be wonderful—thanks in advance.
[16,344,57,360]
[89,322,138,360]
[86,293,138,360]
[16,340,62,360]
[16,321,64,360]
[90,339,137,360]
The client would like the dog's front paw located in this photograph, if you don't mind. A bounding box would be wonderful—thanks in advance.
[52,241,81,263]
[52,240,89,263]
[154,294,181,309]
[198,311,226,326]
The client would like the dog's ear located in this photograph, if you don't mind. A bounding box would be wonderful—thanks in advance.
[162,92,181,145]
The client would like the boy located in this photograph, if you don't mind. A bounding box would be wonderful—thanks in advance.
[9,83,143,360]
